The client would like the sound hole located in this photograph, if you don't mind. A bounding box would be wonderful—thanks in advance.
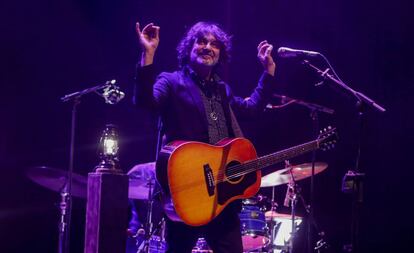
[225,160,242,182]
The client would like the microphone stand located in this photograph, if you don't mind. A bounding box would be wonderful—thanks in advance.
[271,94,335,115]
[270,94,334,253]
[59,80,119,253]
[301,59,386,113]
[302,58,386,253]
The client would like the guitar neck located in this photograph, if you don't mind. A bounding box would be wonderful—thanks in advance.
[227,140,319,179]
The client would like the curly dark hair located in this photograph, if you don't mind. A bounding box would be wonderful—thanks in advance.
[177,21,232,69]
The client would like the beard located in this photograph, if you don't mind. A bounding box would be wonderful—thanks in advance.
[195,54,218,66]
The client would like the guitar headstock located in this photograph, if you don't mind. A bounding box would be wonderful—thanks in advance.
[318,126,338,151]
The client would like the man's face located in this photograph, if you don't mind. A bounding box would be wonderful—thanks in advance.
[189,33,221,68]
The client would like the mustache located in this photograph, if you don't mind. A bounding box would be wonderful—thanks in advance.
[199,50,214,57]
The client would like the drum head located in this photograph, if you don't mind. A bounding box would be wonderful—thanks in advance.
[242,234,270,252]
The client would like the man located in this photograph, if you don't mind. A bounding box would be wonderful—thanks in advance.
[134,21,276,253]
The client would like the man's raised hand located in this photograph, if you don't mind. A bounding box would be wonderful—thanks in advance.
[136,22,160,66]
[257,40,276,76]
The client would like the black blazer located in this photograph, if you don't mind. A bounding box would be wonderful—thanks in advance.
[134,64,276,145]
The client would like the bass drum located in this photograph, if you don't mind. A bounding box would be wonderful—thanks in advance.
[265,211,302,253]
[239,198,269,252]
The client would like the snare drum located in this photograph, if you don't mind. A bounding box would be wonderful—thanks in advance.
[239,199,269,252]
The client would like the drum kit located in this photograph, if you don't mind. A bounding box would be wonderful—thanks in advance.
[239,162,328,253]
[26,161,328,253]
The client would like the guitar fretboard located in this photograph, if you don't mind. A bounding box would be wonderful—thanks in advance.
[225,140,319,180]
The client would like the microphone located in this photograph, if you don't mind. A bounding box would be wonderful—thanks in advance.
[101,80,125,104]
[277,47,320,58]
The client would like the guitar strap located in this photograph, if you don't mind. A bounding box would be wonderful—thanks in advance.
[215,76,244,138]
[155,116,163,159]
[228,105,244,138]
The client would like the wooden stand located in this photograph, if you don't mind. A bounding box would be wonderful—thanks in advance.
[84,172,129,253]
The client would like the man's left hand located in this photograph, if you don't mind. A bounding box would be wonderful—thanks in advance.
[257,40,276,76]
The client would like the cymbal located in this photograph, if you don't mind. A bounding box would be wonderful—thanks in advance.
[127,162,156,200]
[27,163,158,200]
[261,162,328,187]
[26,166,87,198]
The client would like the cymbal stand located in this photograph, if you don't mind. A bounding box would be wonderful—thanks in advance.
[137,117,164,253]
[58,95,79,253]
[267,185,278,252]
[136,179,155,253]
[285,170,298,253]
[287,171,329,253]
[283,165,305,253]
[296,184,329,253]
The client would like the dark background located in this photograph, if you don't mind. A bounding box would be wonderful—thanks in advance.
[1,0,413,252]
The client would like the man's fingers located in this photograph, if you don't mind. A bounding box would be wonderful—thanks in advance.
[142,23,154,33]
[258,43,269,57]
[153,26,160,40]
[141,23,160,40]
[257,40,268,51]
[259,43,273,56]
[136,22,142,35]
[265,45,273,57]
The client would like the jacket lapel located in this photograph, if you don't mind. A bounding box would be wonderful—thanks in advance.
[180,70,209,127]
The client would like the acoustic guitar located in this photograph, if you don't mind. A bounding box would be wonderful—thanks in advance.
[155,127,337,226]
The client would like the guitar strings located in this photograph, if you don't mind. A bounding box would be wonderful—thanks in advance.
[169,132,333,194]
[171,141,318,193]
[217,141,317,181]
[219,130,332,182]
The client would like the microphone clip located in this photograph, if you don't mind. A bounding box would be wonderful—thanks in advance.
[99,80,125,105]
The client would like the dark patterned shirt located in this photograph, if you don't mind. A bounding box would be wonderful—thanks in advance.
[198,79,229,144]
[189,68,229,144]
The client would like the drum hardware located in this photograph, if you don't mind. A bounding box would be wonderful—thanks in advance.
[260,161,329,253]
[27,162,166,253]
[26,165,87,253]
[267,177,278,253]
[192,237,213,253]
[134,115,167,253]
[128,163,165,253]
[314,231,329,253]
[265,212,303,253]
[135,219,166,253]
[26,166,87,253]
[283,171,298,253]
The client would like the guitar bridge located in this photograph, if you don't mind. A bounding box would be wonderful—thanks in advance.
[203,164,215,196]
